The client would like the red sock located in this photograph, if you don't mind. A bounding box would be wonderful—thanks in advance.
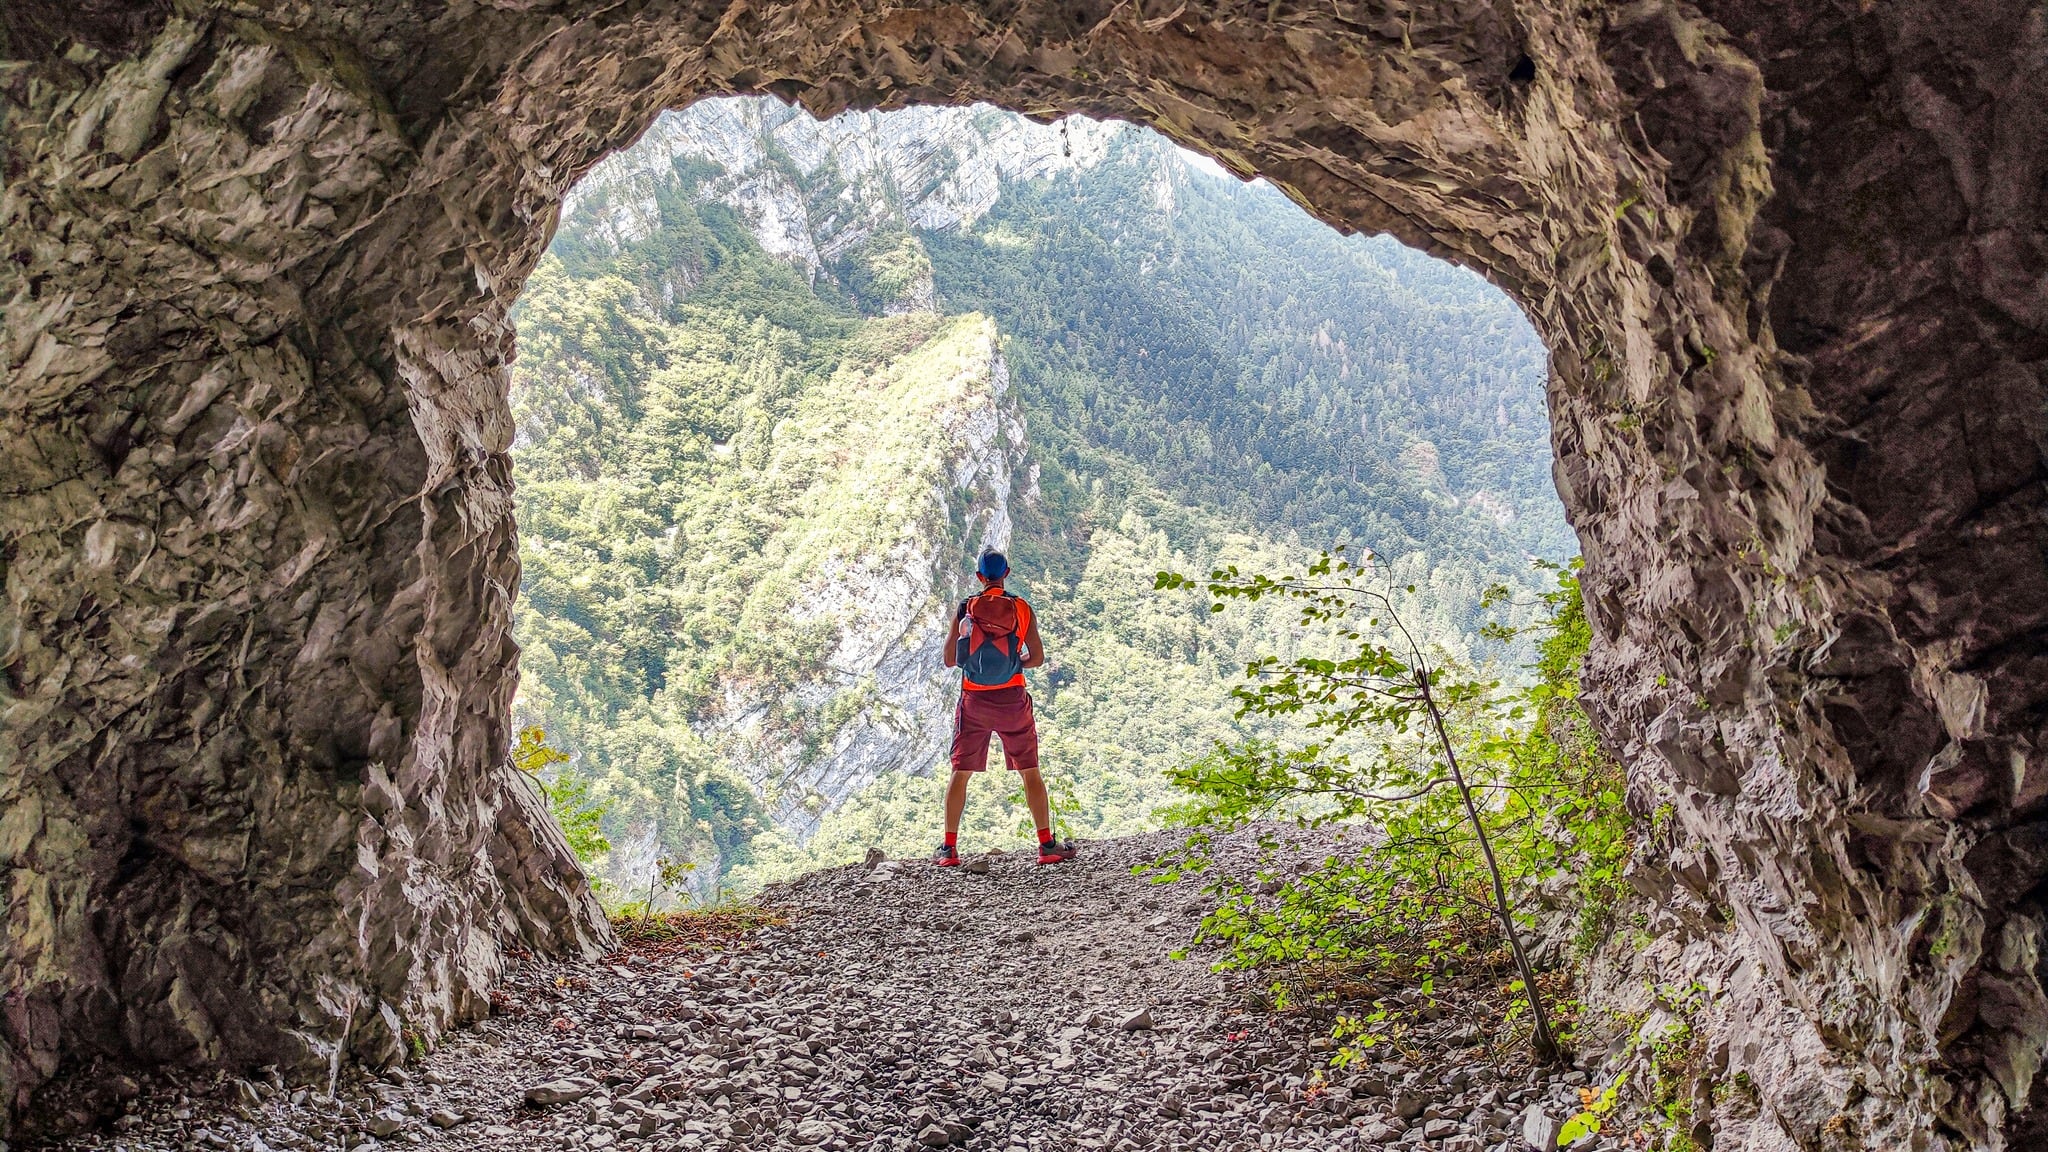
[943,832,958,849]
[1037,828,1053,846]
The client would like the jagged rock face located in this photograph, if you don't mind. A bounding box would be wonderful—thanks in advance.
[737,340,1030,839]
[572,98,1127,282]
[0,1,2041,1147]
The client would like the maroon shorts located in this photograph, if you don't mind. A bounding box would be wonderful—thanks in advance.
[949,685,1039,773]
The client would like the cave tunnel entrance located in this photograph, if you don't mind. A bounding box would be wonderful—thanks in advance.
[509,97,1574,906]
[5,3,2046,1148]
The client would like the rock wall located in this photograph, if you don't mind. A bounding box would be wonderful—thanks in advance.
[1,2,2042,1148]
[0,2,624,1121]
[572,97,1128,280]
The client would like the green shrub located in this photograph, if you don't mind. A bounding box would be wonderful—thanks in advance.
[514,726,614,878]
[1145,552,1628,1063]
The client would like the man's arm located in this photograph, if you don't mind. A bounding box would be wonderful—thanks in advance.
[1022,611,1047,669]
[942,603,964,668]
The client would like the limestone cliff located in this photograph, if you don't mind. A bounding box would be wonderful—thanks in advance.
[696,330,1031,842]
[591,318,1030,851]
[566,97,1136,305]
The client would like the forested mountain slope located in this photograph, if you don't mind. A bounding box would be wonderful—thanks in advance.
[509,98,1572,896]
[925,131,1569,583]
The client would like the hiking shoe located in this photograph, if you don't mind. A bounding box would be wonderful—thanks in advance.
[1037,840,1076,865]
[932,843,961,867]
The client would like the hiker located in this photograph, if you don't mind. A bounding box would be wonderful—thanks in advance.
[933,549,1076,867]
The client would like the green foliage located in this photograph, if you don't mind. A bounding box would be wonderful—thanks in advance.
[1603,982,1714,1151]
[1560,1072,1629,1143]
[1482,561,1632,955]
[611,902,789,953]
[1144,553,1626,1061]
[834,223,933,312]
[926,134,1570,605]
[1550,983,1714,1151]
[513,727,613,875]
[649,857,699,911]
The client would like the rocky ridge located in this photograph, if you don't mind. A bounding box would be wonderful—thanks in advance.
[702,326,1034,841]
[565,99,1140,291]
[39,830,1606,1152]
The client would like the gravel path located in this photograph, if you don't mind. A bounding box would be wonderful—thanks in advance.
[43,830,1601,1152]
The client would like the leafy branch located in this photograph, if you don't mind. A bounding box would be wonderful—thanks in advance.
[1147,548,1624,1065]
[514,727,614,881]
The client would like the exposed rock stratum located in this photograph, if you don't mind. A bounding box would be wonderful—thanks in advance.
[2,2,2044,1149]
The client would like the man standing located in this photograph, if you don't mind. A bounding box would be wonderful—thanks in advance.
[934,550,1076,867]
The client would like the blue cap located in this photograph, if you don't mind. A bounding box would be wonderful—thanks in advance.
[977,550,1009,580]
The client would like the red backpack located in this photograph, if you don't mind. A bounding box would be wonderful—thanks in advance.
[956,590,1030,689]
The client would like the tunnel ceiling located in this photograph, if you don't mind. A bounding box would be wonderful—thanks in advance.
[2,1,2044,1147]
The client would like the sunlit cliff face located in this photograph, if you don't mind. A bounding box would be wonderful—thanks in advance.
[3,2,2045,1146]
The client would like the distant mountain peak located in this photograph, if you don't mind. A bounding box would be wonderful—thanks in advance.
[566,98,1147,289]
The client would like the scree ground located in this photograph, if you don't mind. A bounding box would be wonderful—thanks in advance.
[55,830,1602,1152]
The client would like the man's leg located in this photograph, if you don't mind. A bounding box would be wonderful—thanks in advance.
[998,692,1071,863]
[937,692,991,865]
[1016,767,1053,834]
[1015,765,1072,863]
[944,770,973,839]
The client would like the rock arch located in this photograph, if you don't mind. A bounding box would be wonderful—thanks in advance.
[2,1,2043,1146]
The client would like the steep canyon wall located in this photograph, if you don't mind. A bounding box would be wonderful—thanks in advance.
[2,2,2043,1149]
